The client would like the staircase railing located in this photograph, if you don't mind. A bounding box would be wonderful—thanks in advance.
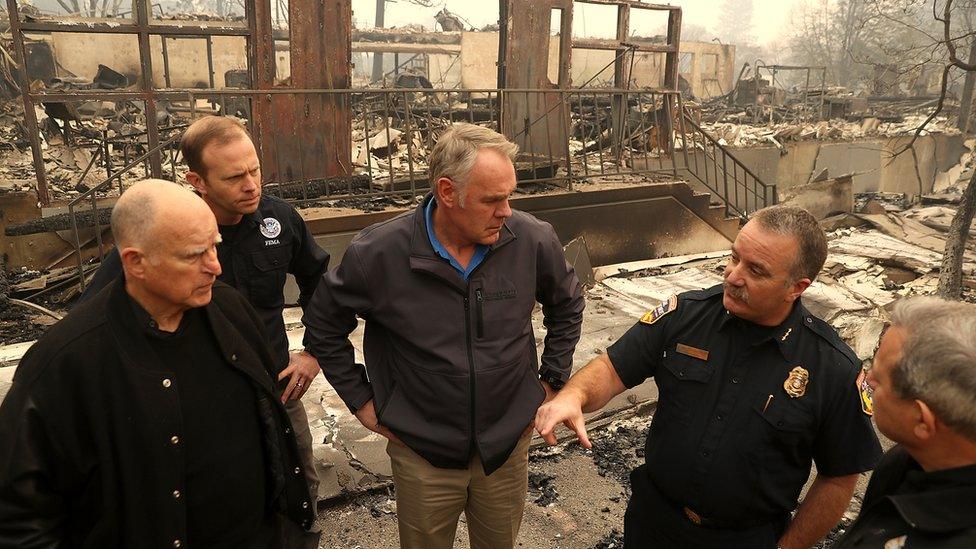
[675,111,777,219]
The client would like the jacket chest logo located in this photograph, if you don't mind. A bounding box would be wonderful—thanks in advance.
[260,217,282,239]
[483,289,517,301]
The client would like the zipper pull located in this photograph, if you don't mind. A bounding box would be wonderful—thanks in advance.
[476,289,484,303]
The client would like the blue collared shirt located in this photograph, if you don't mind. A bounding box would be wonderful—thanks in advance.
[425,198,489,281]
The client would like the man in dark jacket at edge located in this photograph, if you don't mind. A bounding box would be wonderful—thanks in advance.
[834,296,976,549]
[76,116,329,521]
[303,123,585,549]
[0,180,315,547]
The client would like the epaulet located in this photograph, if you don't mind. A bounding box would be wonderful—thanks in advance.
[803,314,859,366]
[682,284,724,302]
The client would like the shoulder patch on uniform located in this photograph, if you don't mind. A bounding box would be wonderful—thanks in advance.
[856,367,873,416]
[640,295,678,325]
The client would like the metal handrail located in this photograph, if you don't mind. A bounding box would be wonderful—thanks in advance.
[678,112,777,219]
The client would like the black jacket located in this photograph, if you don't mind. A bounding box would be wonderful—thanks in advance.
[303,195,584,474]
[78,195,329,370]
[0,279,315,548]
[833,446,976,549]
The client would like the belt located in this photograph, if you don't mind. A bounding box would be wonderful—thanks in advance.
[641,473,780,531]
[680,505,776,530]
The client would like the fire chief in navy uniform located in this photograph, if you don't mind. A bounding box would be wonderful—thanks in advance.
[535,205,882,548]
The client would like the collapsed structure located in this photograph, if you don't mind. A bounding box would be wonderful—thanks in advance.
[0,0,969,328]
[0,3,975,530]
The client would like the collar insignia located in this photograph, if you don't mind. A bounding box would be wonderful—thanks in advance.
[783,366,809,398]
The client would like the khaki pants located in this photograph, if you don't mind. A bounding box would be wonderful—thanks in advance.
[284,399,319,508]
[386,435,530,549]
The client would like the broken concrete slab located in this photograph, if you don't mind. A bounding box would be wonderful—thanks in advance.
[828,231,944,274]
[780,175,854,219]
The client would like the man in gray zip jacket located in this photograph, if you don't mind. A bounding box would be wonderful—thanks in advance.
[303,124,584,549]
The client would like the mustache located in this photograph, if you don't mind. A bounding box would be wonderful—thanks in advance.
[723,282,749,304]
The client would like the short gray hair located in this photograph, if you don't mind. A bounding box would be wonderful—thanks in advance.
[111,179,193,251]
[890,296,976,441]
[428,123,518,206]
[751,205,828,281]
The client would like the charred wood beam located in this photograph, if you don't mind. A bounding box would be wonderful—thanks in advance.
[5,208,113,236]
[264,175,373,201]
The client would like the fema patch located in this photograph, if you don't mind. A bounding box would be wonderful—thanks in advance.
[260,217,281,239]
[856,367,873,416]
[639,294,678,326]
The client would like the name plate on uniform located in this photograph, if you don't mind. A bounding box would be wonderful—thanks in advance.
[675,343,709,361]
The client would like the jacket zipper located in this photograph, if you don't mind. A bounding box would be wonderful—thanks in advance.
[475,288,485,339]
[463,294,477,456]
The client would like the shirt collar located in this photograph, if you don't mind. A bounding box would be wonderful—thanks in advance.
[424,196,490,280]
[242,208,263,227]
[718,298,806,362]
[127,293,191,339]
[887,457,976,533]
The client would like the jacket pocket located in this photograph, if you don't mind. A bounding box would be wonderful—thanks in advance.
[475,288,485,339]
[750,395,816,509]
[657,353,714,426]
[248,247,291,307]
[378,353,471,463]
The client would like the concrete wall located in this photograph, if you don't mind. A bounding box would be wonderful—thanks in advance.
[458,32,732,95]
[44,30,730,96]
[738,134,969,197]
[670,134,968,214]
[48,33,248,88]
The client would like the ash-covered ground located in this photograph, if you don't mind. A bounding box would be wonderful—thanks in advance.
[316,411,867,549]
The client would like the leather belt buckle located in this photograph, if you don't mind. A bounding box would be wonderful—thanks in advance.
[682,506,703,525]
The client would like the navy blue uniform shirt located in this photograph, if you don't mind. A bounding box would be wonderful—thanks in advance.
[607,284,882,523]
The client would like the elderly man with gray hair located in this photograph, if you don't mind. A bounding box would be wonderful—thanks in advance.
[834,296,976,548]
[303,123,585,549]
[0,180,315,547]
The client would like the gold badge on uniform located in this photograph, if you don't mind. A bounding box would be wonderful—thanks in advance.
[783,366,809,398]
[639,295,678,326]
[856,367,874,416]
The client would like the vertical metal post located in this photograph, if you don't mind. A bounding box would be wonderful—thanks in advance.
[68,203,86,290]
[135,0,162,177]
[206,35,216,88]
[676,95,691,180]
[402,91,418,199]
[5,0,51,205]
[371,0,386,83]
[161,36,172,88]
[722,145,730,217]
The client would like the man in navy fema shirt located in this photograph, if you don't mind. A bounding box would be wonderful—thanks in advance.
[536,205,881,548]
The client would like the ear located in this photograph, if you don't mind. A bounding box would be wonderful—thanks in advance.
[787,277,812,302]
[435,177,457,208]
[185,171,207,196]
[913,399,938,440]
[119,246,148,280]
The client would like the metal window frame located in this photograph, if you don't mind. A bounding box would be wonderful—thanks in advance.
[4,0,257,206]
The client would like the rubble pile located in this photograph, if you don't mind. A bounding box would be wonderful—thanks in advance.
[698,114,960,148]
[0,77,200,199]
